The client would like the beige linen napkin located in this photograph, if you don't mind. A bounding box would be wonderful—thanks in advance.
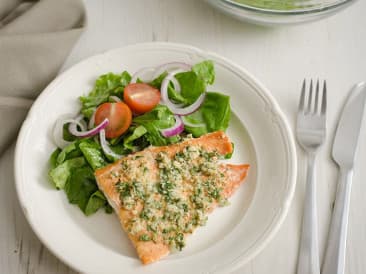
[0,0,86,155]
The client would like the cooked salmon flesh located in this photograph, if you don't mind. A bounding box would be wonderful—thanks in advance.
[95,131,249,264]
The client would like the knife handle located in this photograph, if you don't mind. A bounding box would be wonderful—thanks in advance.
[297,153,320,274]
[322,168,353,274]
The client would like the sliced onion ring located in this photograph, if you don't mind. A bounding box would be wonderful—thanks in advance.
[88,109,96,129]
[170,76,181,93]
[181,116,205,128]
[166,90,206,116]
[109,95,121,102]
[160,68,185,99]
[131,67,156,83]
[52,114,74,148]
[160,115,184,137]
[153,63,191,92]
[76,115,88,131]
[69,116,109,138]
[161,70,206,116]
[99,129,123,159]
[152,62,191,80]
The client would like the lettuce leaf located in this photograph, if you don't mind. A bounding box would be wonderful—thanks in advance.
[85,190,108,216]
[192,60,215,85]
[49,140,110,215]
[65,167,110,216]
[123,125,147,150]
[80,71,131,118]
[48,59,230,217]
[79,140,107,170]
[64,167,97,212]
[49,148,61,169]
[56,141,82,165]
[49,157,86,189]
[133,105,180,146]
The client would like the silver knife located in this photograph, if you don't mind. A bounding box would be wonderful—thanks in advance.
[322,82,366,274]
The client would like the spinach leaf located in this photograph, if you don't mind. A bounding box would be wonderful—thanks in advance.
[123,125,147,150]
[175,71,205,105]
[85,190,108,216]
[105,144,130,161]
[105,204,113,214]
[80,71,131,118]
[64,167,98,213]
[48,59,230,218]
[49,157,86,189]
[150,72,186,104]
[167,86,187,104]
[192,60,215,85]
[184,92,231,137]
[182,111,207,137]
[201,92,230,131]
[133,105,180,146]
[149,72,168,89]
[149,60,214,105]
[79,140,107,170]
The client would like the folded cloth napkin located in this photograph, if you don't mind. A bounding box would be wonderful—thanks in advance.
[0,0,86,156]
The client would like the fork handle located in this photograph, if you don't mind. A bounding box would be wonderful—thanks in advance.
[322,168,353,274]
[297,153,320,274]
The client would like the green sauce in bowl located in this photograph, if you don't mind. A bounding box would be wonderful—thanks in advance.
[230,0,312,10]
[207,0,356,25]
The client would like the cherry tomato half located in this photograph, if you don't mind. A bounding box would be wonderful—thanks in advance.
[123,83,161,114]
[94,102,132,138]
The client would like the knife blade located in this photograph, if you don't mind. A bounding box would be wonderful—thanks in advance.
[322,82,366,274]
[332,82,366,168]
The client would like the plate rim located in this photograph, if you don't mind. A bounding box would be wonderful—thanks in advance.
[14,42,297,273]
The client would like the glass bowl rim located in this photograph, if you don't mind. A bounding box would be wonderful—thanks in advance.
[221,0,358,15]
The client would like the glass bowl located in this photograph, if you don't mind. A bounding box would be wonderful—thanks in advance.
[205,0,357,25]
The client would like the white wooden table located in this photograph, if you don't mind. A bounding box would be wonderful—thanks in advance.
[2,0,366,273]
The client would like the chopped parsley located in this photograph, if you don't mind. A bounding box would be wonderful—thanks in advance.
[115,145,228,251]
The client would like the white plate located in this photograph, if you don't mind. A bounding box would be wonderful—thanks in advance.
[14,42,296,274]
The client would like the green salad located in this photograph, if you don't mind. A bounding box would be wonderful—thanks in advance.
[48,60,232,216]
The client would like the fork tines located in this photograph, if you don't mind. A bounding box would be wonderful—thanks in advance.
[299,79,327,116]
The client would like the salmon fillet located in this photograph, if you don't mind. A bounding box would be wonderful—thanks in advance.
[95,131,249,264]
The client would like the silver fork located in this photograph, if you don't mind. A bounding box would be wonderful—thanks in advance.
[296,79,327,274]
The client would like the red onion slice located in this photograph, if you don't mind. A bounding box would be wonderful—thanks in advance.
[76,115,88,131]
[52,114,74,148]
[131,63,189,90]
[88,109,96,129]
[160,68,185,100]
[69,117,109,138]
[170,76,181,93]
[161,70,206,116]
[152,62,191,80]
[131,67,156,83]
[109,95,121,102]
[99,129,123,159]
[160,115,184,137]
[181,116,206,128]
